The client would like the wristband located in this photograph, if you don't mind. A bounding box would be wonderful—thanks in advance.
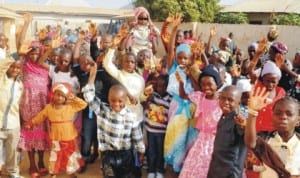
[248,109,258,117]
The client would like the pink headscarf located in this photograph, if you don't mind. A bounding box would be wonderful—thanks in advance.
[133,6,153,25]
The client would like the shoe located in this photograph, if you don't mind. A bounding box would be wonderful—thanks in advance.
[156,172,164,178]
[147,173,155,178]
[38,167,48,176]
[88,152,99,164]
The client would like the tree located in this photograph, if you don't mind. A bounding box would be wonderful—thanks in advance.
[271,14,300,26]
[214,12,248,24]
[133,0,221,22]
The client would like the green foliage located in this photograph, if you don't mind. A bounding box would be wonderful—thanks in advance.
[271,14,300,26]
[214,12,248,24]
[133,0,221,22]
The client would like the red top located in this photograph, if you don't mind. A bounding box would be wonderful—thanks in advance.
[255,82,286,132]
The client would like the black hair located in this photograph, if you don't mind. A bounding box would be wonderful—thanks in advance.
[157,74,169,86]
[272,96,300,115]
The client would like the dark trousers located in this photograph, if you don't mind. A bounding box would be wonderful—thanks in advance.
[101,150,134,178]
[81,115,98,161]
[147,132,165,173]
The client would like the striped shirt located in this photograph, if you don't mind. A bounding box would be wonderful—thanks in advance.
[82,84,145,153]
[144,92,172,133]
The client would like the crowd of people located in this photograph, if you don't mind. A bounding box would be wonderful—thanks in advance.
[0,5,299,178]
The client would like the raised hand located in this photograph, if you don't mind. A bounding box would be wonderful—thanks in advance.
[248,85,269,112]
[88,63,97,84]
[172,13,182,28]
[230,64,241,78]
[112,23,129,48]
[78,30,86,40]
[257,37,267,54]
[210,25,217,37]
[165,14,174,23]
[144,84,154,96]
[89,22,97,37]
[23,13,33,23]
[275,53,284,67]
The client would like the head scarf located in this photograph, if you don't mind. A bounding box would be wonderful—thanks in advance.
[248,42,258,50]
[199,65,221,88]
[52,82,72,96]
[176,44,191,56]
[236,79,252,93]
[261,61,282,79]
[134,6,153,25]
[271,41,288,55]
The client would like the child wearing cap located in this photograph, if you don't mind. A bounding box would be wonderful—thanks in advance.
[25,82,87,178]
[0,58,23,178]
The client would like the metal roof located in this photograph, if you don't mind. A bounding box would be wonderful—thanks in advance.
[222,0,300,14]
[0,3,132,18]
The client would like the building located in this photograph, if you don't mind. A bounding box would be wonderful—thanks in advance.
[221,0,300,24]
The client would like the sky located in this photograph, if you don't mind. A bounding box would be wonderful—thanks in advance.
[1,0,133,9]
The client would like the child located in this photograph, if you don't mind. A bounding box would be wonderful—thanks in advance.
[207,85,247,178]
[19,42,50,178]
[25,83,87,178]
[179,65,223,178]
[164,14,195,173]
[136,49,152,81]
[82,64,145,178]
[125,6,159,56]
[0,58,23,178]
[103,49,145,124]
[143,74,172,178]
[245,89,300,177]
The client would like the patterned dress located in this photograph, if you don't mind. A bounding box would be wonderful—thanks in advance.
[19,61,50,150]
[179,92,222,178]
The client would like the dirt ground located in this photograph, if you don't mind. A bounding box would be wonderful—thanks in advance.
[1,152,178,178]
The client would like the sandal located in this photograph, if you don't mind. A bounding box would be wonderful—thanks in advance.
[38,168,48,176]
[30,172,40,178]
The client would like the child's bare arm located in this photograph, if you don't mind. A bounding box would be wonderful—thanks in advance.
[37,46,52,70]
[175,71,189,99]
[167,14,182,70]
[16,13,32,53]
[245,86,269,149]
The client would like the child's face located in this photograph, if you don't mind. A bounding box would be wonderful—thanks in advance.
[137,51,151,68]
[241,92,250,106]
[79,56,93,73]
[176,52,190,67]
[219,89,241,114]
[176,31,184,43]
[53,90,67,105]
[50,51,60,66]
[262,73,279,92]
[272,100,299,133]
[58,53,72,71]
[28,48,40,63]
[7,61,22,79]
[155,78,167,96]
[200,76,217,98]
[121,55,136,73]
[101,36,112,50]
[108,89,127,112]
[137,12,149,25]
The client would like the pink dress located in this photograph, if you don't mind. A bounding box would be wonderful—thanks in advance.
[19,61,51,151]
[179,91,222,178]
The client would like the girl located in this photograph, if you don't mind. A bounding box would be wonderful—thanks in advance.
[178,65,223,178]
[18,42,51,178]
[25,83,87,178]
[125,6,160,56]
[164,14,196,173]
[246,39,286,178]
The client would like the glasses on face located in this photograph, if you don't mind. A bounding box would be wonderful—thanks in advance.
[138,17,148,21]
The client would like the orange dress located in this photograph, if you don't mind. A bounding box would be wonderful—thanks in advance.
[31,97,87,174]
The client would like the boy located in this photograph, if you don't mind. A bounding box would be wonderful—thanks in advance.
[0,58,23,178]
[245,87,300,178]
[207,85,247,178]
[82,64,145,178]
